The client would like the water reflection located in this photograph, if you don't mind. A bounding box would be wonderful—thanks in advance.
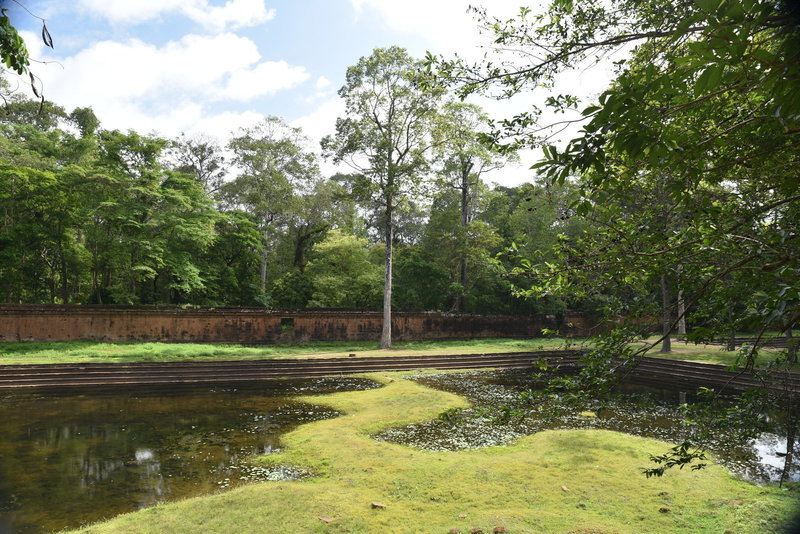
[0,377,379,534]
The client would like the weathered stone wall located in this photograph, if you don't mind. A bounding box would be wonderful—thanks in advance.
[0,305,595,343]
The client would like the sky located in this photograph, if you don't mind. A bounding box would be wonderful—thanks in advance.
[7,0,614,186]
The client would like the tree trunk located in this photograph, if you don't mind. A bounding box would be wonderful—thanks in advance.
[780,396,796,487]
[260,227,269,294]
[57,234,70,304]
[293,230,308,270]
[660,274,671,353]
[726,328,736,351]
[380,202,393,349]
[294,225,328,270]
[60,255,69,304]
[676,289,686,340]
[457,170,470,312]
[787,326,797,364]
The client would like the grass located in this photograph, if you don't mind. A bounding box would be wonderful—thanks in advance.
[636,338,799,369]
[67,372,799,533]
[2,336,795,372]
[0,338,571,365]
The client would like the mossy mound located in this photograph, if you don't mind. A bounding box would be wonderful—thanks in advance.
[71,374,799,533]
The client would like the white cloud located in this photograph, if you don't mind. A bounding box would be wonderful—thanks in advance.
[27,31,308,136]
[77,0,276,32]
[219,61,310,101]
[36,33,274,102]
[291,98,346,177]
[315,76,331,89]
[292,97,344,147]
[349,0,524,58]
[186,109,264,138]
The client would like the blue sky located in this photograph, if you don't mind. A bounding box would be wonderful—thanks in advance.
[6,1,611,185]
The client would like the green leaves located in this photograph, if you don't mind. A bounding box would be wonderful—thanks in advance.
[693,0,722,14]
[0,9,30,74]
[643,440,708,478]
[693,64,724,96]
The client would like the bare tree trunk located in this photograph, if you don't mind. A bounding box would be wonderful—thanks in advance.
[380,203,393,349]
[677,289,686,340]
[456,169,470,313]
[787,326,797,364]
[660,274,672,353]
[259,227,269,294]
[780,396,796,487]
[726,328,736,351]
[60,255,69,304]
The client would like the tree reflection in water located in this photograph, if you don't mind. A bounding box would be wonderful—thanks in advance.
[0,377,379,534]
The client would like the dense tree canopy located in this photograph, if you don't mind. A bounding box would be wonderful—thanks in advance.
[431,0,799,353]
[0,59,590,314]
[426,0,800,476]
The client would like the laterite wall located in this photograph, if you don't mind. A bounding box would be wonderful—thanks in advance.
[0,305,595,343]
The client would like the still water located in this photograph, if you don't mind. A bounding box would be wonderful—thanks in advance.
[0,377,380,534]
[375,370,799,484]
[0,371,795,534]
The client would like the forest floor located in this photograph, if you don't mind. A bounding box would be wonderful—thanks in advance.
[65,372,800,534]
[0,336,796,369]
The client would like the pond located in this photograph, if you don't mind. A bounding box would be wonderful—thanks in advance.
[0,370,795,534]
[0,377,380,534]
[374,369,799,484]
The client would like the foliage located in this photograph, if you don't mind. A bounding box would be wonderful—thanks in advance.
[323,46,443,347]
[269,270,313,308]
[305,230,383,309]
[428,0,800,474]
[0,60,614,315]
[0,6,54,104]
[170,133,227,197]
[196,210,263,305]
[392,247,451,311]
[643,440,708,478]
[223,116,319,296]
[0,8,30,75]
[432,0,800,346]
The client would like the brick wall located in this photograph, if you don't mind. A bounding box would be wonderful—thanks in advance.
[0,306,596,343]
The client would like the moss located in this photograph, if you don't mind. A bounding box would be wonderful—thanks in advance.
[69,373,799,534]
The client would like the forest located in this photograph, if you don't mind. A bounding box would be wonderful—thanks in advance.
[0,70,593,316]
[1,0,798,355]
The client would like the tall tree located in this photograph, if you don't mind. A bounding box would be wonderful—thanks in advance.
[432,101,511,311]
[170,133,227,198]
[223,117,318,299]
[323,46,441,348]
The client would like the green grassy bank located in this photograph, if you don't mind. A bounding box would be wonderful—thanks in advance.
[0,338,570,365]
[635,338,797,369]
[68,373,798,533]
[1,336,795,370]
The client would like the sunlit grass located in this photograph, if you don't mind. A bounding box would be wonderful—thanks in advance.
[636,337,798,369]
[1,336,796,370]
[0,337,575,365]
[69,373,799,533]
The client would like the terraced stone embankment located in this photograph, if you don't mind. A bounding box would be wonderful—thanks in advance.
[0,350,798,392]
